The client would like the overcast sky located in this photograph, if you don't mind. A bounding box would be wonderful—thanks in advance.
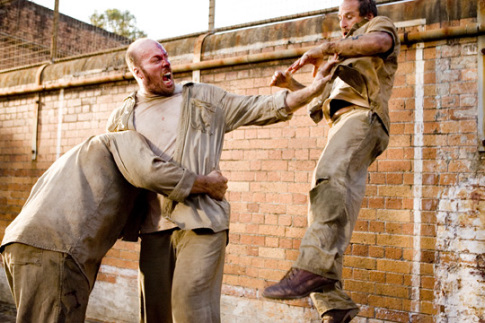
[30,0,341,39]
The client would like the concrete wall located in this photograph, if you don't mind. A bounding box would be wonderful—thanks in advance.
[0,0,484,322]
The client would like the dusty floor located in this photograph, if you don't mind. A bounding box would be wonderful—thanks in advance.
[0,302,111,322]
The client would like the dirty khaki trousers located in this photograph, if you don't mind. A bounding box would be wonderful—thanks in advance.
[294,109,389,316]
[2,243,91,323]
[139,228,227,323]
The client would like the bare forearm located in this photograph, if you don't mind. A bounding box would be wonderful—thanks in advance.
[287,78,306,91]
[285,84,321,113]
[322,32,393,58]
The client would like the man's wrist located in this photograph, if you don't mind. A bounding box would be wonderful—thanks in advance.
[191,174,207,194]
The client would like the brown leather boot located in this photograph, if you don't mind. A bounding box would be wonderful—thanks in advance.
[321,308,359,323]
[262,268,336,299]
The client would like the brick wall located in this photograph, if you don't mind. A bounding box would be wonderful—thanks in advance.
[0,0,484,322]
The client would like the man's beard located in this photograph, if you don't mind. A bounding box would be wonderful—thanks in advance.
[141,66,174,96]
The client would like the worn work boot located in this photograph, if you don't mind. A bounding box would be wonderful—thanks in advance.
[321,308,359,323]
[262,268,337,299]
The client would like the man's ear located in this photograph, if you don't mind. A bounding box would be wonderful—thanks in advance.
[133,67,143,80]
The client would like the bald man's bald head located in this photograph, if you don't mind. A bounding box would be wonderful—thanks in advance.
[125,38,161,73]
[125,38,175,96]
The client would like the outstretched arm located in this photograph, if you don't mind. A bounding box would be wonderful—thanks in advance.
[288,31,393,76]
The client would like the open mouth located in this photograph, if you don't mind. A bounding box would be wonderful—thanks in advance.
[162,72,173,85]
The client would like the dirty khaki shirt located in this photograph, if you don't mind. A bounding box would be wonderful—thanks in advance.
[1,131,196,288]
[107,82,291,233]
[308,16,400,133]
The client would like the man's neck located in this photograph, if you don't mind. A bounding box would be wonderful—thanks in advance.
[138,83,182,98]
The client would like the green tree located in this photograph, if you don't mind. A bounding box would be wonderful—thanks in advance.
[89,9,146,39]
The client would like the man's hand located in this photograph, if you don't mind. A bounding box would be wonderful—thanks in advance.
[284,55,339,113]
[287,42,331,76]
[308,55,339,92]
[191,170,228,201]
[270,70,305,91]
[271,54,338,92]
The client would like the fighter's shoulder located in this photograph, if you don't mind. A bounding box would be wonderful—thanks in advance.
[367,16,397,32]
[106,92,136,132]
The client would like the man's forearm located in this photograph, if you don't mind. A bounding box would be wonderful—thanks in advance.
[285,84,322,114]
[287,78,306,92]
[322,32,393,58]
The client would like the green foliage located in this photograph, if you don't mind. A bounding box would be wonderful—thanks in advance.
[89,9,146,39]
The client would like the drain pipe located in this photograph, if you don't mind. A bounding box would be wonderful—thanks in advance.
[0,72,133,96]
[192,33,213,82]
[402,23,485,44]
[0,47,310,97]
[31,63,50,160]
